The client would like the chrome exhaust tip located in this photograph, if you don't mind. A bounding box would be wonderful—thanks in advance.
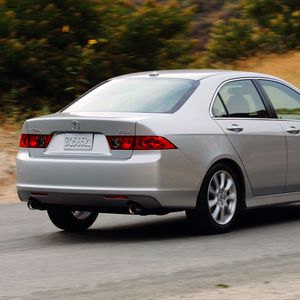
[27,200,46,210]
[128,203,144,215]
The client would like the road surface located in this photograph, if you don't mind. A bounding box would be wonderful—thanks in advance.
[1,203,300,299]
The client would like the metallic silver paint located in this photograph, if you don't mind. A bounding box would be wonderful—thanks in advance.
[215,118,286,196]
[16,70,300,211]
[279,120,300,193]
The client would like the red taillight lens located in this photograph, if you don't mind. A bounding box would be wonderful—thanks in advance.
[107,136,135,150]
[107,136,176,150]
[135,136,176,150]
[19,134,52,148]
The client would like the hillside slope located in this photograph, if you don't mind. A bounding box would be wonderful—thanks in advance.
[235,51,300,88]
[0,125,19,203]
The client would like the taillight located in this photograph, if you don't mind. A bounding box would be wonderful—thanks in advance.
[107,136,176,150]
[19,134,52,148]
[106,136,134,150]
[134,136,176,150]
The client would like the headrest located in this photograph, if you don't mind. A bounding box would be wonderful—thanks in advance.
[228,87,246,96]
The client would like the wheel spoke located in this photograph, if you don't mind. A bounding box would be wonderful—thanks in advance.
[71,211,92,220]
[227,199,235,213]
[224,178,233,191]
[209,184,217,196]
[208,197,218,209]
[213,176,220,192]
[220,172,226,189]
[212,205,221,220]
[224,204,230,216]
[220,206,225,221]
[227,192,236,201]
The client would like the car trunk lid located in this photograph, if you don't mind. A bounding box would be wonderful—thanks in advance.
[25,113,140,160]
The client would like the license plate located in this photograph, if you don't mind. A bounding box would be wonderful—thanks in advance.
[64,133,93,151]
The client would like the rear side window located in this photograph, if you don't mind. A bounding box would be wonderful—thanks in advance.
[259,80,300,120]
[216,80,267,118]
[212,95,227,117]
[64,78,198,113]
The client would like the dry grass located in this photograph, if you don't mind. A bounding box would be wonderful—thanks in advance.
[234,51,300,88]
[0,123,21,203]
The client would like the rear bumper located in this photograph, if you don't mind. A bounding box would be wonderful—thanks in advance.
[16,149,201,209]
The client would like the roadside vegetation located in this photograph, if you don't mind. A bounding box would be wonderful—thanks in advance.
[1,0,300,123]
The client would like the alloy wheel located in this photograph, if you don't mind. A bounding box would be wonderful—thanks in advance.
[207,170,237,225]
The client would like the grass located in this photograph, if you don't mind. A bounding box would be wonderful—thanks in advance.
[0,124,20,203]
[234,51,300,88]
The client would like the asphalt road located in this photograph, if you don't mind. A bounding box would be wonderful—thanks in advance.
[1,203,300,300]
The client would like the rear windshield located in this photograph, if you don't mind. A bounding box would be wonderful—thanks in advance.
[63,78,198,113]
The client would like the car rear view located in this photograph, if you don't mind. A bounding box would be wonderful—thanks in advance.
[16,74,201,231]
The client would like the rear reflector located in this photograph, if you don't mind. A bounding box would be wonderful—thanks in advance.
[31,192,48,196]
[107,136,176,150]
[104,195,129,200]
[19,134,52,148]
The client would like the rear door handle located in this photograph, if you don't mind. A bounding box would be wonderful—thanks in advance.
[226,124,244,133]
[286,126,300,134]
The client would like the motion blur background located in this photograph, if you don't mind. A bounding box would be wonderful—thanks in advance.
[0,0,300,202]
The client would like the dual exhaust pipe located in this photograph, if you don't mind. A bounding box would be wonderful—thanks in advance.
[27,199,146,215]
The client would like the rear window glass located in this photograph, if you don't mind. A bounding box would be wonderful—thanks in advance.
[64,78,198,113]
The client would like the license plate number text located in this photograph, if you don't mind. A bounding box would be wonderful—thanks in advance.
[64,133,93,151]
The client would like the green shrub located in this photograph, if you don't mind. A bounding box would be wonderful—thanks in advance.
[0,0,195,121]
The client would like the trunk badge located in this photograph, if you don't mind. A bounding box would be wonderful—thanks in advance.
[71,120,80,130]
[29,127,41,134]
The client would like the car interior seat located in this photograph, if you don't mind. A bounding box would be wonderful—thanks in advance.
[226,87,250,117]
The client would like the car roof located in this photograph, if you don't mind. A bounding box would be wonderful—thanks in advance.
[114,69,274,81]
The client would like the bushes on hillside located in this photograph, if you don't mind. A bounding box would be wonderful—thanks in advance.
[207,0,300,63]
[1,0,300,121]
[0,0,195,120]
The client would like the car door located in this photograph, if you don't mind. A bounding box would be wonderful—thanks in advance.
[212,79,286,196]
[258,79,300,193]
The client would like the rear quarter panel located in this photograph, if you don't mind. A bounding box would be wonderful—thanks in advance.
[136,76,255,204]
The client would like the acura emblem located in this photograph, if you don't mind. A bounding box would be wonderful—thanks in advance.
[71,120,80,130]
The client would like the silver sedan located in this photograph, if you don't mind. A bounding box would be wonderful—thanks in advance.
[16,70,300,233]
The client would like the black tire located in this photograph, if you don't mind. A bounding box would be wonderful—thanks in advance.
[186,163,243,234]
[47,207,98,232]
